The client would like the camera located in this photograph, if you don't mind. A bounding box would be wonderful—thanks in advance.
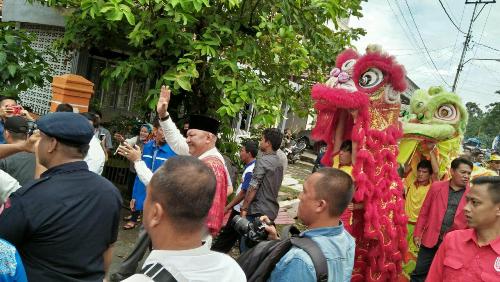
[231,215,269,247]
[27,121,37,136]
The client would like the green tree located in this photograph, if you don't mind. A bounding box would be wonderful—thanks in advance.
[479,102,500,147]
[465,101,500,148]
[30,0,365,127]
[465,102,483,138]
[0,23,52,98]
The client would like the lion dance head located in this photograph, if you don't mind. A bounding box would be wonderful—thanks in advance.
[311,45,408,281]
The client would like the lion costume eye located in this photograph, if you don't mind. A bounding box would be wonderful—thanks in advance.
[359,68,384,89]
[342,59,356,70]
[434,104,458,121]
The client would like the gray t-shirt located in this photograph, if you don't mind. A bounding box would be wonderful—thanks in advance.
[248,151,284,220]
[0,152,36,186]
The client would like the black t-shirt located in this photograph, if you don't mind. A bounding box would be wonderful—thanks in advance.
[0,161,122,282]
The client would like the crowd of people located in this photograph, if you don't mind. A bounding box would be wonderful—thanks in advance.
[0,86,499,282]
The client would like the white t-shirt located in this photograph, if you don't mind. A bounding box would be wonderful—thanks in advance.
[84,136,106,175]
[123,243,246,282]
[233,161,256,212]
[0,169,20,204]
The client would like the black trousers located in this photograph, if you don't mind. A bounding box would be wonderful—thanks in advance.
[211,209,240,253]
[410,244,440,282]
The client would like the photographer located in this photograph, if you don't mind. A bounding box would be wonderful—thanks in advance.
[0,97,34,144]
[240,128,284,251]
[256,168,355,282]
[0,116,36,186]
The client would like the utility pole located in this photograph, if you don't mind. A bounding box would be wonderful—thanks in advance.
[452,0,496,92]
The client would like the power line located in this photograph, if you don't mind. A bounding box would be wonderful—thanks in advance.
[446,4,466,72]
[391,0,446,85]
[452,0,496,91]
[474,41,500,52]
[438,0,466,33]
[437,0,499,53]
[391,0,422,50]
[392,45,454,56]
[403,0,451,87]
[459,4,492,90]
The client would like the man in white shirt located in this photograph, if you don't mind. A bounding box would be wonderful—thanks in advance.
[81,113,106,174]
[0,169,20,206]
[123,155,245,282]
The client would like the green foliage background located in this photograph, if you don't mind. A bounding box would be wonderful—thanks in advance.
[465,101,500,149]
[0,23,52,98]
[30,0,365,125]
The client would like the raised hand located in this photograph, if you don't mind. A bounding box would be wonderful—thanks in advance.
[117,143,142,162]
[157,85,171,119]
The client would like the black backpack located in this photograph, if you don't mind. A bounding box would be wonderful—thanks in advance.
[236,225,328,282]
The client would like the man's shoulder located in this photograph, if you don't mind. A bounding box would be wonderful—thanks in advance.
[443,228,474,244]
[430,180,449,190]
[277,246,316,270]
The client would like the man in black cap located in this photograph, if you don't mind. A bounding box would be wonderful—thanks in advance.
[0,112,122,282]
[0,116,36,186]
[109,86,233,281]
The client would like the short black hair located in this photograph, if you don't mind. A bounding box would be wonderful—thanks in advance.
[149,156,216,231]
[55,103,74,112]
[471,176,500,204]
[263,128,283,151]
[451,157,473,170]
[417,159,433,175]
[80,112,98,128]
[314,167,354,216]
[6,131,27,141]
[340,140,352,153]
[243,140,258,158]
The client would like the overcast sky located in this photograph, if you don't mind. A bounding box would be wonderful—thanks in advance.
[349,0,500,108]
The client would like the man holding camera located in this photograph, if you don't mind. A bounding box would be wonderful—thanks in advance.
[239,128,284,250]
[0,97,34,144]
[262,168,356,282]
[212,140,258,253]
[0,116,36,186]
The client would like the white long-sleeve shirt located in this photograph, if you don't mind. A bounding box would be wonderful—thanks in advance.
[131,117,233,194]
[0,169,20,205]
[84,136,106,175]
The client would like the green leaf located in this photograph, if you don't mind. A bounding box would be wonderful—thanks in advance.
[123,11,136,25]
[176,77,192,91]
[106,9,123,21]
[4,35,16,44]
[0,52,6,65]
[7,65,17,77]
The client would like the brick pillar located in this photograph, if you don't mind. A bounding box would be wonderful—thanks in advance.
[50,74,94,113]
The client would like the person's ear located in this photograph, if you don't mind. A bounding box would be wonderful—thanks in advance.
[48,137,58,153]
[316,199,328,213]
[149,202,164,228]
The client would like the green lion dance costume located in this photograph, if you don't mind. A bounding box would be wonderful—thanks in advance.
[397,86,468,278]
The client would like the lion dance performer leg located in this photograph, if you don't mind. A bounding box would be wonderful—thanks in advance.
[311,45,408,281]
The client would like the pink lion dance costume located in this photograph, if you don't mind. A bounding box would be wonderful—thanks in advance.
[311,45,408,281]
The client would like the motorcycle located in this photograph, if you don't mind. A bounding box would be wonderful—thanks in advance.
[283,137,308,164]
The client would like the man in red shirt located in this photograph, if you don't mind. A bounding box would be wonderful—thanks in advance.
[426,176,500,281]
[411,157,473,282]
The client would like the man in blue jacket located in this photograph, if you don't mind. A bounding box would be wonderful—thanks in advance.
[124,126,177,230]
